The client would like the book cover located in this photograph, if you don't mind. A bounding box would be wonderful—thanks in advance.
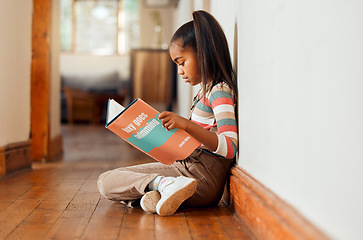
[105,98,200,165]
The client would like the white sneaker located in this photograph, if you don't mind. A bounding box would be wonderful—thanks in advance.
[140,191,161,213]
[156,176,197,216]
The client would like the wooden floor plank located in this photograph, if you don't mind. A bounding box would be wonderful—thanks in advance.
[81,198,125,240]
[6,209,62,240]
[119,208,155,240]
[44,210,93,239]
[6,224,51,240]
[212,205,255,239]
[0,201,13,213]
[37,192,78,211]
[0,199,42,239]
[66,192,100,211]
[185,208,232,240]
[121,208,155,230]
[118,228,155,240]
[24,208,63,225]
[154,213,192,240]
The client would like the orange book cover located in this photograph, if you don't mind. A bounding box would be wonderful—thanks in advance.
[105,98,200,165]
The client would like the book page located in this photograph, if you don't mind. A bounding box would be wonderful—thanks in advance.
[107,99,125,124]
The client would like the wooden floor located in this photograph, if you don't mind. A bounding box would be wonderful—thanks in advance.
[0,125,255,240]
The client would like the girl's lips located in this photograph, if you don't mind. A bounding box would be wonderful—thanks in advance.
[183,78,189,83]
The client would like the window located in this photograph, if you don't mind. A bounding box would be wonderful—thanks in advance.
[60,0,140,55]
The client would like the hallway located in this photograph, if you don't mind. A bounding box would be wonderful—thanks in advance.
[0,125,254,240]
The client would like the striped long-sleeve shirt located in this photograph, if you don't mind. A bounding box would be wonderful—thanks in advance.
[190,83,238,159]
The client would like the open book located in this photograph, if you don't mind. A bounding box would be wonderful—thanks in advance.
[106,99,200,165]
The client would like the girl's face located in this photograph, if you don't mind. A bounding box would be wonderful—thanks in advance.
[169,42,201,86]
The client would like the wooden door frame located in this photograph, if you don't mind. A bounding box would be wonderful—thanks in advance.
[31,0,52,162]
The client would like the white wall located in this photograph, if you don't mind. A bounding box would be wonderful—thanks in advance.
[210,0,363,239]
[139,5,175,49]
[0,1,32,146]
[51,0,62,139]
[173,0,194,118]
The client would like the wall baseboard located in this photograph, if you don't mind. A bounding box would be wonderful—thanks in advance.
[230,166,330,240]
[0,140,32,177]
[47,134,63,161]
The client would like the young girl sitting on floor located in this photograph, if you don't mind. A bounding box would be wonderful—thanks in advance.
[97,10,238,216]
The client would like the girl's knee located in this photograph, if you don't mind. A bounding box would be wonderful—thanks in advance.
[185,178,225,207]
[97,171,114,199]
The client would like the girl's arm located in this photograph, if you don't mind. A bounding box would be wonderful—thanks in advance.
[158,111,218,152]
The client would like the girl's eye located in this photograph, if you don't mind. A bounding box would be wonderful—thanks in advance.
[178,62,184,66]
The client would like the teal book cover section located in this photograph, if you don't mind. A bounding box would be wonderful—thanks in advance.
[126,113,177,153]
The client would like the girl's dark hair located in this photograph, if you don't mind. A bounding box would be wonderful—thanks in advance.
[171,10,238,101]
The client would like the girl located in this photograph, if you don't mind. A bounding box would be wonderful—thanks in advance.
[97,10,238,216]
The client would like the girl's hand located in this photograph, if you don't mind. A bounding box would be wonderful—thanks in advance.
[159,111,218,152]
[158,111,190,131]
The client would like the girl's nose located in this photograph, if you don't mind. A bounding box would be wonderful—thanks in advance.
[178,66,184,76]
